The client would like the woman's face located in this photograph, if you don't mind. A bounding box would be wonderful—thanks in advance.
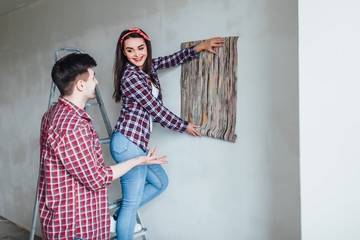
[123,37,148,70]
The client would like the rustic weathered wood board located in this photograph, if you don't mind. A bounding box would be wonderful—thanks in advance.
[180,36,238,142]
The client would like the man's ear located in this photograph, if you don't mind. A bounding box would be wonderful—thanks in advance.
[74,79,85,92]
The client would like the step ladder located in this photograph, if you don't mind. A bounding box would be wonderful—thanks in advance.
[29,47,148,240]
[109,199,148,240]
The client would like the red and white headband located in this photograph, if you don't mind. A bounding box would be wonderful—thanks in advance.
[120,28,150,47]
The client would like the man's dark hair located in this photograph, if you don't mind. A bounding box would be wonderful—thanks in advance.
[51,53,97,96]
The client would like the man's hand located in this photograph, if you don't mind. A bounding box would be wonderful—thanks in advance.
[110,147,167,181]
[137,147,167,165]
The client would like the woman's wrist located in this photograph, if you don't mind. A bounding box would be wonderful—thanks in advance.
[195,41,205,53]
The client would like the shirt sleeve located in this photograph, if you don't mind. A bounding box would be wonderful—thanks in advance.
[122,73,189,132]
[152,46,199,72]
[54,124,113,191]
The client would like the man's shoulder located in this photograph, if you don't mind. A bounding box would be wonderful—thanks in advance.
[44,102,89,135]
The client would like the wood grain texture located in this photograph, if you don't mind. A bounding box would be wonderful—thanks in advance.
[180,36,238,142]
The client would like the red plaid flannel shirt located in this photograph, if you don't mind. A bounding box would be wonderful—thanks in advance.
[39,97,113,239]
[114,46,199,151]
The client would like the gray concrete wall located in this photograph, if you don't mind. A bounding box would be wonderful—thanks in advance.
[0,0,299,239]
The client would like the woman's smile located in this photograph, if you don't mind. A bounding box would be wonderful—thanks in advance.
[133,56,144,62]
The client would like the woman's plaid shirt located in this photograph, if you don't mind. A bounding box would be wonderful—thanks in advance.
[114,46,199,151]
[39,97,113,239]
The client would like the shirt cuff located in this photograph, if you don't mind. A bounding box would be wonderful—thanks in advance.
[190,46,200,58]
[180,120,189,133]
[105,166,114,184]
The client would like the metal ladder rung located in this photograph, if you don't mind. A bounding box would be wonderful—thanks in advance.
[110,229,148,240]
[134,228,148,238]
[99,138,110,144]
[85,102,100,107]
[49,102,100,107]
[109,198,122,209]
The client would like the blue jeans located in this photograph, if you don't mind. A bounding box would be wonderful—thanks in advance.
[110,131,168,240]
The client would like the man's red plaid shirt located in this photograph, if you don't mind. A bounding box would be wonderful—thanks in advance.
[39,97,113,239]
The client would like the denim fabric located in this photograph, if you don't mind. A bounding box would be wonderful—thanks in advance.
[110,131,168,240]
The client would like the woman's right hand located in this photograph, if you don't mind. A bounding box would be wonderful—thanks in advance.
[185,123,202,137]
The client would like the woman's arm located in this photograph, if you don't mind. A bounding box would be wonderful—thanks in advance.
[153,37,224,71]
[152,46,199,71]
[122,72,189,132]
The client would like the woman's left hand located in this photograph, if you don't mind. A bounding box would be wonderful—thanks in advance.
[195,37,224,56]
[185,123,202,137]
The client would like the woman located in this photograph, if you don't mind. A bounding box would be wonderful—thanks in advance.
[110,28,224,239]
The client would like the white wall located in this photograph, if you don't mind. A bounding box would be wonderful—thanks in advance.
[299,0,360,239]
[0,0,299,239]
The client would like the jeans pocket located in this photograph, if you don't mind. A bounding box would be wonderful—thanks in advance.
[110,132,130,163]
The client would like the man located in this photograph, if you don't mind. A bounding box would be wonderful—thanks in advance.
[39,53,166,239]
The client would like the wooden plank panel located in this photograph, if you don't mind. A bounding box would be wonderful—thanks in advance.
[180,36,238,142]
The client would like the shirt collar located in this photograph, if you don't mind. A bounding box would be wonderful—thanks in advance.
[126,62,148,76]
[58,97,92,122]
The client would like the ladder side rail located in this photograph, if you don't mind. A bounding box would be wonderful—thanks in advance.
[95,86,113,138]
[136,211,148,240]
[29,172,40,240]
[47,82,56,109]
